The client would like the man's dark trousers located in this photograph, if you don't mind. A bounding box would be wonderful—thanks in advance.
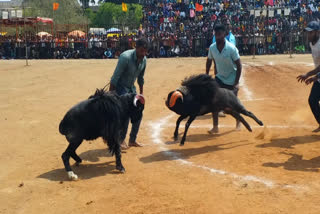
[309,81,320,124]
[116,85,142,143]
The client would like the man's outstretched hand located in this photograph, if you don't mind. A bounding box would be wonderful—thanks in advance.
[305,76,318,85]
[297,74,309,83]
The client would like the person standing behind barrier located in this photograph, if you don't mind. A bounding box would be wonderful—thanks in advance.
[297,21,320,132]
[206,24,242,134]
[212,19,236,46]
[109,38,147,149]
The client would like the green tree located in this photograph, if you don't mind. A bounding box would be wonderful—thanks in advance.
[93,3,116,29]
[25,0,87,25]
[84,8,97,26]
[90,2,142,30]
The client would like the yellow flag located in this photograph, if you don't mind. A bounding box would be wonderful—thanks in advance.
[122,2,128,12]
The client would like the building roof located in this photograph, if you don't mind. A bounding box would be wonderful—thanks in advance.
[0,0,23,9]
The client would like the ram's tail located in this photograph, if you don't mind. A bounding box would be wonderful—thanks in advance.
[59,116,69,136]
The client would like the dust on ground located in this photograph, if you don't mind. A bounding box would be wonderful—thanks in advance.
[1,55,320,214]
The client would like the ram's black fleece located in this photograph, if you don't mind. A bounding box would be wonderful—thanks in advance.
[181,74,218,105]
[59,89,144,180]
[166,74,263,146]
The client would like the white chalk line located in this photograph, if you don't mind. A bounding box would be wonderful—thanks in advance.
[243,61,314,67]
[148,66,308,190]
[290,62,314,67]
[149,115,306,190]
[239,67,253,101]
[243,62,264,67]
[241,97,275,102]
[164,123,315,129]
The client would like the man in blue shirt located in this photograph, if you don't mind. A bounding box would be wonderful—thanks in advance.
[212,20,236,46]
[110,38,147,148]
[206,24,242,134]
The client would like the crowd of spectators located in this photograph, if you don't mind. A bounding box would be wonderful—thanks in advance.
[1,0,320,59]
[142,0,320,57]
[0,34,137,59]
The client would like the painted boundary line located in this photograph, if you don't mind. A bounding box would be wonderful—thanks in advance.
[243,61,314,67]
[148,61,309,190]
[241,98,275,102]
[239,67,253,101]
[163,123,315,129]
[149,115,306,190]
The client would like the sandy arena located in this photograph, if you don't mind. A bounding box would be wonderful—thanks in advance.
[1,55,320,213]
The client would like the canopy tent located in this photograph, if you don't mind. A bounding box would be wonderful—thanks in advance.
[68,30,86,37]
[37,31,52,37]
[107,33,120,37]
[0,17,53,26]
[36,17,53,24]
[107,32,136,38]
[89,28,107,35]
[0,17,54,39]
[106,28,122,33]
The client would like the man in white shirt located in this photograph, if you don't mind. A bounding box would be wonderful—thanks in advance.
[206,24,242,134]
[297,21,320,132]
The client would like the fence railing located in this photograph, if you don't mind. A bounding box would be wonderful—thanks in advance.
[0,34,310,60]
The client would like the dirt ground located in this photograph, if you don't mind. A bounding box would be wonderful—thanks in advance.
[1,55,320,214]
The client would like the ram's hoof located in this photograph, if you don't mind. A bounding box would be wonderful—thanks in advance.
[67,171,78,181]
[116,166,126,173]
[75,160,82,166]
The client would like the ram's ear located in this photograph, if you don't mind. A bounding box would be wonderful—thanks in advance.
[169,91,183,108]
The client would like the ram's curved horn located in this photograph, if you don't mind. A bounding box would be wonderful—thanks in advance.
[169,91,183,108]
[134,94,145,107]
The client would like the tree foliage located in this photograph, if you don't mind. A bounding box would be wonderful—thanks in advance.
[23,0,143,31]
[88,2,143,30]
[25,0,87,25]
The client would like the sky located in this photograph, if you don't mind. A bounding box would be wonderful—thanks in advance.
[77,0,99,6]
[90,0,99,5]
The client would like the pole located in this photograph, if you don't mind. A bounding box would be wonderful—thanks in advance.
[289,31,293,58]
[266,4,269,55]
[23,1,29,66]
[86,16,89,56]
[83,6,89,58]
[252,0,256,59]
[53,8,55,39]
[289,10,293,58]
[16,18,18,40]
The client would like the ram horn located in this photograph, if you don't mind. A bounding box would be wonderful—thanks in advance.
[169,91,183,108]
[134,94,145,107]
